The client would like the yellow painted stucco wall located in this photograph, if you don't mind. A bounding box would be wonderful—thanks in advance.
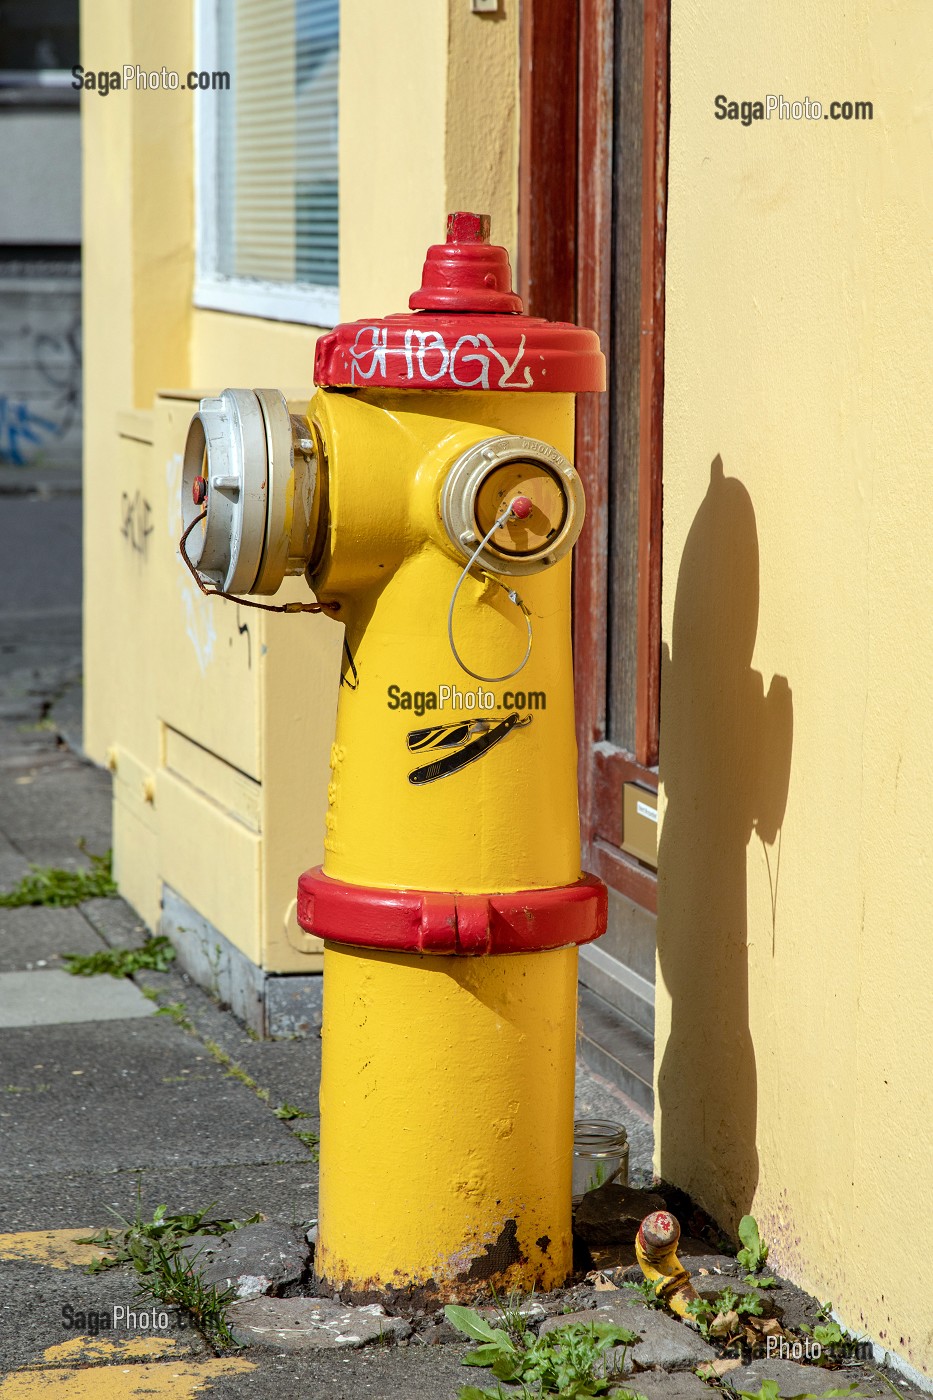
[658,0,932,1375]
[81,0,519,969]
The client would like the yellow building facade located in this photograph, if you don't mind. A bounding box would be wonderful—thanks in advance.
[81,0,932,1380]
[659,0,932,1380]
[82,0,520,1026]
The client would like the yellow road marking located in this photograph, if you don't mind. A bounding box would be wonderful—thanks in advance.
[0,1230,108,1271]
[41,1337,180,1363]
[0,1358,254,1398]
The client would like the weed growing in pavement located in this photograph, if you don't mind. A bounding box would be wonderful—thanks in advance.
[292,1129,320,1160]
[272,1101,313,1121]
[620,1276,665,1309]
[204,1040,268,1099]
[64,934,175,978]
[801,1301,869,1356]
[78,1189,261,1348]
[0,844,116,908]
[736,1214,775,1285]
[446,1303,648,1399]
[684,1285,764,1342]
[143,1241,239,1349]
[154,1000,195,1033]
[487,1284,537,1348]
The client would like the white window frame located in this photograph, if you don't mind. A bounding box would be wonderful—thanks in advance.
[193,0,340,328]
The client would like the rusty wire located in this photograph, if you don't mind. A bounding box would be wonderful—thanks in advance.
[178,511,339,616]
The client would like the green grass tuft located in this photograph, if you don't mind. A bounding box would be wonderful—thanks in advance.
[63,935,175,978]
[0,844,117,908]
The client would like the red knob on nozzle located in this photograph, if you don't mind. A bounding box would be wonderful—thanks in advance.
[510,496,533,520]
[192,475,208,506]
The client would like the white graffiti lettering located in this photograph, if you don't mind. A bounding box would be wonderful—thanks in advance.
[347,327,533,389]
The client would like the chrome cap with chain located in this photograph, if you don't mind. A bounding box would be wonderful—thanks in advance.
[181,387,320,596]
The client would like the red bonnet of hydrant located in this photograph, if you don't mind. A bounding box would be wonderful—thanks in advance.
[313,211,605,393]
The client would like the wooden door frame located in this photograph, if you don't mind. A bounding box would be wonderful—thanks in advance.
[519,0,669,914]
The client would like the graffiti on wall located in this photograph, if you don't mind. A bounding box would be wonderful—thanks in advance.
[0,316,82,467]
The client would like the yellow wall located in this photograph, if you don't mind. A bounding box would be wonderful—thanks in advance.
[658,0,932,1374]
[81,0,519,972]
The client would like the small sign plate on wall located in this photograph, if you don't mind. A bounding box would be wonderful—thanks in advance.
[622,783,658,869]
[471,0,501,12]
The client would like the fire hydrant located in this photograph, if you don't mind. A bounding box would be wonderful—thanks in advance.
[180,212,607,1301]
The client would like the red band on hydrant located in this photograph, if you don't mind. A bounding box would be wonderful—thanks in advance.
[296,867,608,957]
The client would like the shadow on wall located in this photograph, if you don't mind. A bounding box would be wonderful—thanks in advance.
[657,455,793,1231]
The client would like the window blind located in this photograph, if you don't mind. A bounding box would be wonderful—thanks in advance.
[198,0,339,325]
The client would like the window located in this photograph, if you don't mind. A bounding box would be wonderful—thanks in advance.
[195,0,339,327]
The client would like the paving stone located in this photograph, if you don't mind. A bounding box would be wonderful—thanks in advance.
[725,1358,887,1397]
[0,1162,320,1234]
[0,1018,311,1174]
[178,1223,310,1299]
[79,895,149,949]
[687,1254,743,1278]
[414,1321,461,1345]
[0,967,156,1026]
[227,1296,412,1351]
[0,904,104,972]
[630,1371,716,1399]
[539,1298,715,1372]
[0,1257,209,1370]
[758,1278,824,1334]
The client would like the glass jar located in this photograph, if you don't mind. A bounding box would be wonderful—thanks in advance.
[572,1119,629,1202]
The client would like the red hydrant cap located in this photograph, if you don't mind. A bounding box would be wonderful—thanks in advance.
[408,212,523,315]
[313,212,605,394]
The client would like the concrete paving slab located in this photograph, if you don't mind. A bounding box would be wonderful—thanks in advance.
[0,1257,210,1371]
[540,1300,716,1372]
[178,1342,489,1399]
[0,828,31,891]
[131,969,322,1126]
[0,1019,313,1174]
[0,968,155,1026]
[0,1163,320,1233]
[79,895,149,950]
[227,1296,412,1351]
[0,749,112,867]
[0,496,82,614]
[725,1357,890,1397]
[0,906,104,972]
[633,1372,717,1400]
[49,674,83,755]
[178,1223,310,1299]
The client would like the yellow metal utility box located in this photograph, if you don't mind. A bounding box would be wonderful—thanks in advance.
[85,390,341,1033]
[621,782,658,870]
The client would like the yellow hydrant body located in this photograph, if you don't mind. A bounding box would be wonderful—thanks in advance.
[306,388,584,1297]
[180,212,606,1302]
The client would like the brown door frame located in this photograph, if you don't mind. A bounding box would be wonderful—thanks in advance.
[519,0,669,914]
